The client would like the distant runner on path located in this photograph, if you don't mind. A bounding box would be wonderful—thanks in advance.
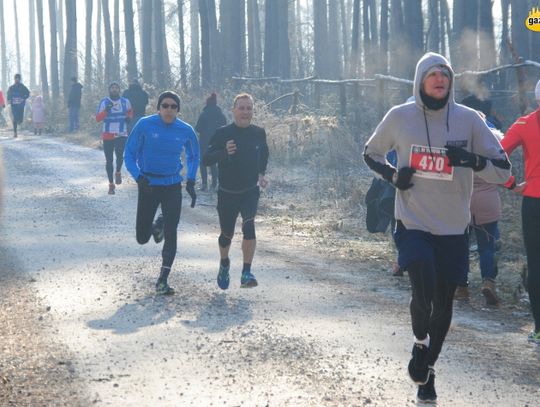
[363,52,511,403]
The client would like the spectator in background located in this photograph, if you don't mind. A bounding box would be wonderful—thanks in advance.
[461,94,502,130]
[67,77,83,132]
[32,95,46,136]
[122,78,149,135]
[7,74,30,138]
[195,92,227,191]
[0,90,6,127]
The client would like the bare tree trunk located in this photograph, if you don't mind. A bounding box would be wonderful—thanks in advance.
[57,0,64,84]
[29,0,37,88]
[328,1,341,77]
[389,0,405,76]
[350,0,360,77]
[124,0,138,80]
[379,0,389,75]
[141,0,153,84]
[510,0,528,59]
[313,0,328,78]
[49,0,60,100]
[264,0,279,77]
[220,0,245,78]
[153,0,168,88]
[102,0,114,85]
[190,0,200,88]
[339,0,349,76]
[478,0,496,69]
[199,0,219,87]
[85,0,93,92]
[177,0,187,88]
[0,0,7,91]
[427,0,440,53]
[63,0,78,97]
[403,0,422,78]
[36,0,50,98]
[97,0,104,86]
[247,0,261,76]
[277,0,290,78]
[13,0,22,75]
[114,0,121,81]
[294,0,305,78]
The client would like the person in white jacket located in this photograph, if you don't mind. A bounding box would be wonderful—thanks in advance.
[363,52,511,403]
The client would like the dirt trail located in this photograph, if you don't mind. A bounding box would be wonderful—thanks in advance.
[1,130,539,406]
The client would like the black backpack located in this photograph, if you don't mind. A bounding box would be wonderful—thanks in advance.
[365,178,396,233]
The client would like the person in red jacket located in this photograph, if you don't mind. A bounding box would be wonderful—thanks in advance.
[501,79,540,344]
[0,90,6,127]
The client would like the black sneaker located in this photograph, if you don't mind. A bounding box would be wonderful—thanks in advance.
[408,343,430,384]
[152,215,164,243]
[155,281,175,295]
[417,368,437,403]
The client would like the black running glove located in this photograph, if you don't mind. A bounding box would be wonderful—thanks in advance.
[137,175,152,195]
[186,180,196,208]
[445,145,486,171]
[391,167,416,190]
[105,101,114,113]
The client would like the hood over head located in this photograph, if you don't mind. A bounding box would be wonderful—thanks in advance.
[413,52,454,111]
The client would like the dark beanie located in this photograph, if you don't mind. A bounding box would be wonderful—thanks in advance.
[157,91,181,111]
[206,92,217,106]
[109,81,120,90]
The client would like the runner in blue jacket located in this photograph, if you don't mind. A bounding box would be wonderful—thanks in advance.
[124,91,200,295]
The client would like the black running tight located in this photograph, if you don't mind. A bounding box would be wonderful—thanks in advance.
[103,137,127,183]
[136,183,182,268]
[408,260,457,366]
[522,196,540,332]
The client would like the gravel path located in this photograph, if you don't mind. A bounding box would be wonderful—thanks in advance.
[1,130,539,406]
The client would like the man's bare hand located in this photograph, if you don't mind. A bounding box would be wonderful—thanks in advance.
[226,140,237,155]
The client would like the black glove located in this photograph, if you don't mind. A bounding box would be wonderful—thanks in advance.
[186,180,196,208]
[392,167,416,190]
[105,101,114,113]
[445,145,486,171]
[137,175,152,195]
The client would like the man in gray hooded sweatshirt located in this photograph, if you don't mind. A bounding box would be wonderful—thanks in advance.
[364,52,511,403]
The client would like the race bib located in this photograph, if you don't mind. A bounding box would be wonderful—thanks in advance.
[409,144,454,181]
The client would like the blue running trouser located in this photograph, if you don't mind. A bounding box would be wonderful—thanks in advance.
[522,196,540,332]
[136,182,182,269]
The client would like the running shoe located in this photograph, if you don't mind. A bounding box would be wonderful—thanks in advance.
[152,215,164,243]
[240,271,258,288]
[217,262,230,290]
[115,171,122,185]
[417,368,437,403]
[527,331,540,344]
[408,343,430,385]
[155,281,175,295]
[108,183,115,195]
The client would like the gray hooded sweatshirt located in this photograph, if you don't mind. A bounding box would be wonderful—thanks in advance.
[364,52,511,235]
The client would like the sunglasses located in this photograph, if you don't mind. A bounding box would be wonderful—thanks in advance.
[161,103,178,110]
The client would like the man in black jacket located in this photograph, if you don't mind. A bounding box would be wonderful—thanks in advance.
[203,93,269,290]
[122,79,149,134]
[67,77,83,132]
[195,92,227,190]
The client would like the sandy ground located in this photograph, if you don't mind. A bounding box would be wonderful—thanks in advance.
[1,130,539,407]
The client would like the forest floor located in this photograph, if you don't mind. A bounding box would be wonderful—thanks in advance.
[1,128,539,406]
